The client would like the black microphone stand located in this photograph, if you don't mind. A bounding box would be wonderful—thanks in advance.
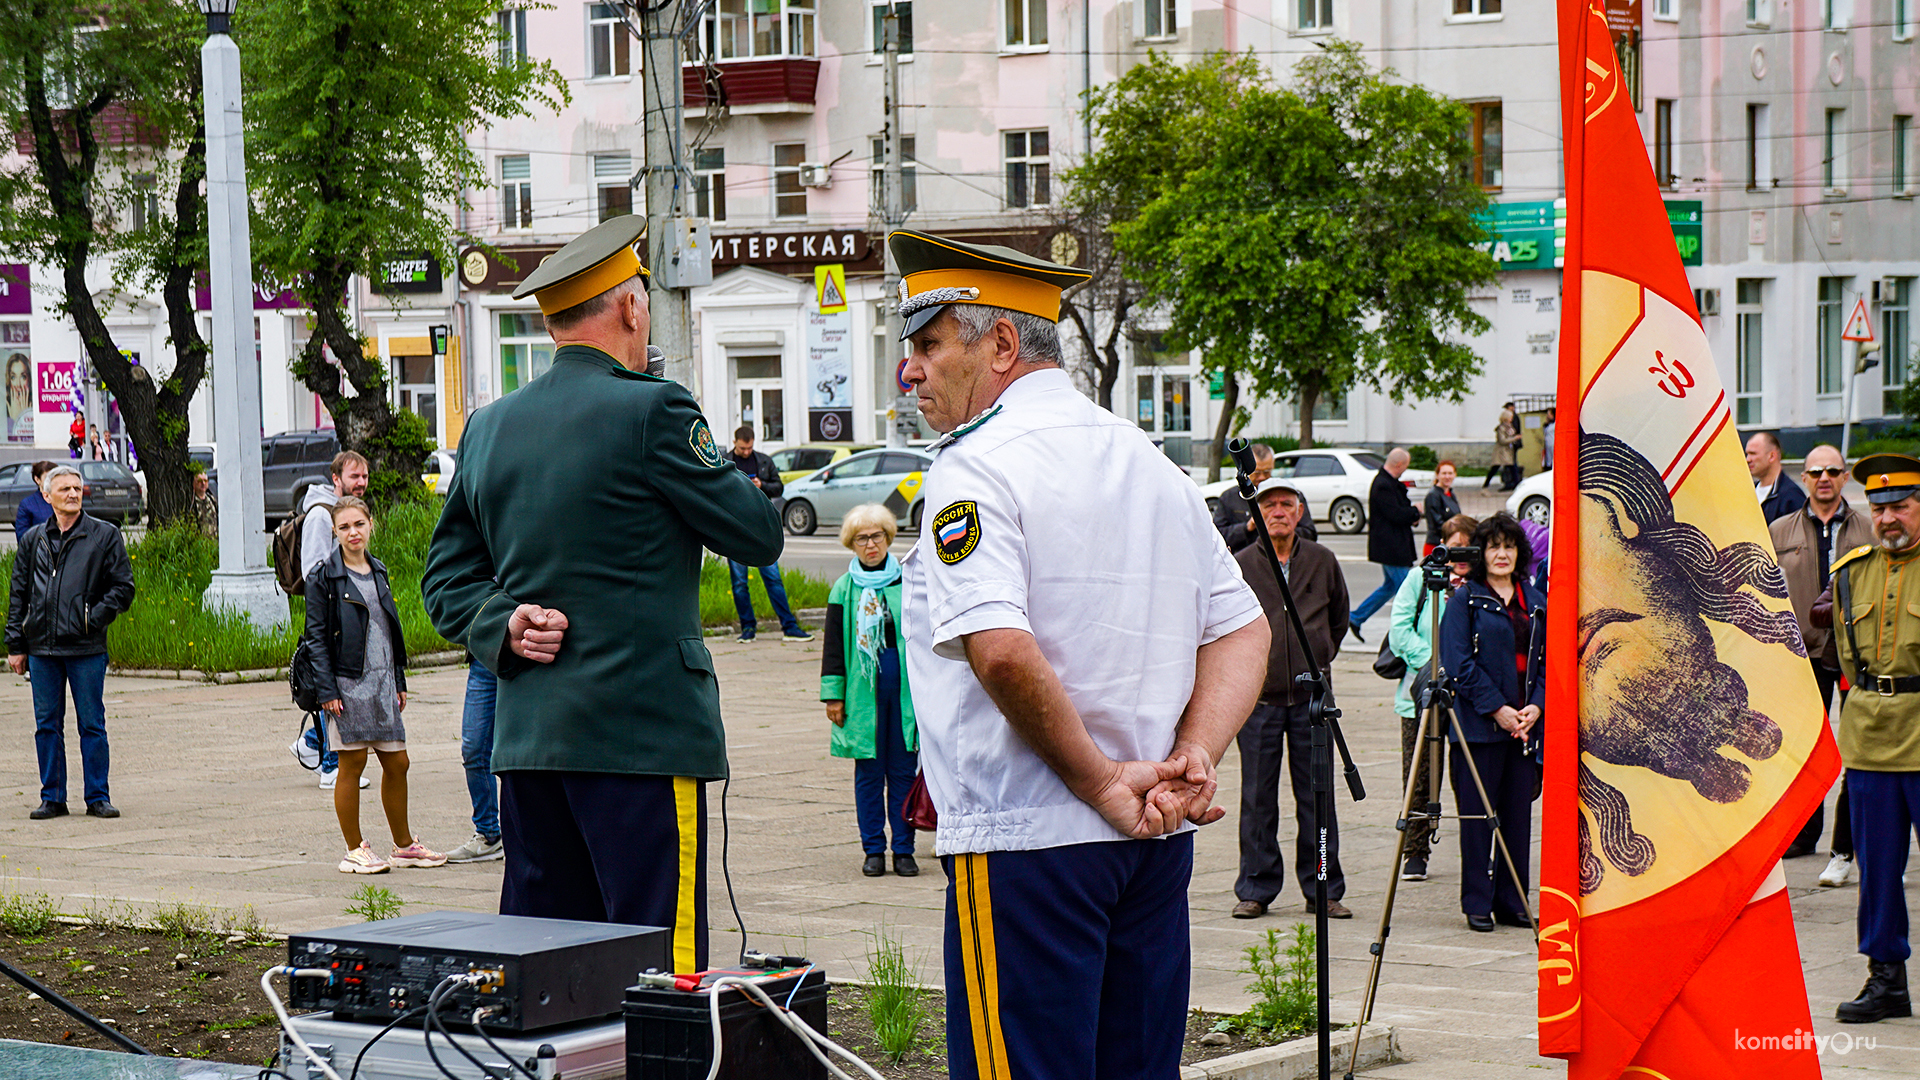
[1228,438,1365,1080]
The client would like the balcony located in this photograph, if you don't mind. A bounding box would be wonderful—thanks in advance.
[682,58,820,115]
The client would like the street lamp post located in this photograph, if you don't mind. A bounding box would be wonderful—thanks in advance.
[197,0,279,631]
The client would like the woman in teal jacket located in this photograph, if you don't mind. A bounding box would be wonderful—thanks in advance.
[821,503,919,878]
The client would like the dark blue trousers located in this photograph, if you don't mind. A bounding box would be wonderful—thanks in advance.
[1848,768,1920,963]
[30,653,109,807]
[498,771,708,972]
[943,834,1193,1080]
[1451,738,1534,919]
[854,650,917,855]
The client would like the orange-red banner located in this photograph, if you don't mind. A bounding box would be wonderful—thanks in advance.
[1543,3,1842,1077]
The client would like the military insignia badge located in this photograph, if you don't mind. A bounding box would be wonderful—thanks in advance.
[933,501,980,564]
[689,417,727,468]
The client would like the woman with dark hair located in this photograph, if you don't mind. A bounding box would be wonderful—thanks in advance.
[1437,512,1545,932]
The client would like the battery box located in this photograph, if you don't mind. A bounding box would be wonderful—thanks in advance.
[624,968,828,1080]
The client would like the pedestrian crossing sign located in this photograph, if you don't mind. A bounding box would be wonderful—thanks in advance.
[1842,297,1875,343]
[815,264,848,314]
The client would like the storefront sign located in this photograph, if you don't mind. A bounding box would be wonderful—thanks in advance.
[2,323,31,443]
[372,252,443,294]
[193,276,306,311]
[713,230,869,267]
[1667,200,1703,266]
[1604,0,1640,34]
[806,308,853,442]
[37,361,78,413]
[0,265,29,316]
[459,245,562,292]
[1473,201,1558,271]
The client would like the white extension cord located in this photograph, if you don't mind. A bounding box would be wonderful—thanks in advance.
[702,974,885,1080]
[261,966,348,1080]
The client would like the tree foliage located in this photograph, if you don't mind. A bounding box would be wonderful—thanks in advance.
[239,0,567,504]
[1077,44,1497,467]
[0,0,211,524]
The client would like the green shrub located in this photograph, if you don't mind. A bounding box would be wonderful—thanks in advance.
[699,556,831,627]
[1407,445,1438,471]
[1233,924,1317,1037]
[343,885,405,923]
[864,928,929,1063]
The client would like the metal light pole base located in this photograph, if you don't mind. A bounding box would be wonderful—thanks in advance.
[202,570,286,634]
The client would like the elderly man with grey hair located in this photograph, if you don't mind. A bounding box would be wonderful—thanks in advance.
[6,463,135,820]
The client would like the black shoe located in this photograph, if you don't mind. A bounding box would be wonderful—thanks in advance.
[893,854,919,877]
[28,801,67,820]
[862,854,886,877]
[1349,625,1365,644]
[1400,856,1429,882]
[1783,838,1818,859]
[1838,960,1912,1023]
[1466,913,1496,932]
[85,801,119,819]
[1494,910,1531,928]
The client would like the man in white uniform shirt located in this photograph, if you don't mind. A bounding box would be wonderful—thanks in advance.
[891,229,1272,1080]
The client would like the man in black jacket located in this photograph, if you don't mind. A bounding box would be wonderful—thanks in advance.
[1349,448,1422,640]
[6,466,135,820]
[728,426,813,643]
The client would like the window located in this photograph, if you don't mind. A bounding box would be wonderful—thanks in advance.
[1885,280,1912,414]
[496,8,527,65]
[734,354,784,442]
[1899,0,1915,40]
[1747,0,1771,25]
[1745,104,1770,190]
[500,155,532,229]
[593,153,633,222]
[1142,0,1176,37]
[1735,279,1764,425]
[1452,0,1501,17]
[1004,0,1047,48]
[1817,277,1848,400]
[498,312,552,394]
[1004,130,1050,208]
[870,1,912,55]
[701,0,814,60]
[1468,102,1503,189]
[1300,0,1334,29]
[129,172,159,231]
[694,148,726,222]
[1823,0,1848,30]
[1654,99,1675,187]
[1651,0,1676,18]
[587,4,632,78]
[1161,376,1191,434]
[1291,454,1343,477]
[870,136,917,213]
[773,143,807,218]
[1825,108,1847,193]
[1896,116,1912,194]
[827,454,879,481]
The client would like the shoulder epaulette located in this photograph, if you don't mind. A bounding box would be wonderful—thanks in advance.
[1832,544,1876,574]
[932,404,1002,449]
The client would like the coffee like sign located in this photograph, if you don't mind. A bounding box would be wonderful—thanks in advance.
[374,253,443,294]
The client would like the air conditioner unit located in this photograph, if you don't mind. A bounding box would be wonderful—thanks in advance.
[1694,287,1722,317]
[1879,277,1903,304]
[798,163,832,188]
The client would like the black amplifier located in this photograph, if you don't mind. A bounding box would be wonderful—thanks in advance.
[287,911,669,1032]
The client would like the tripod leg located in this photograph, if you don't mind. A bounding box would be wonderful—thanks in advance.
[1450,736,1539,941]
[1342,699,1435,1079]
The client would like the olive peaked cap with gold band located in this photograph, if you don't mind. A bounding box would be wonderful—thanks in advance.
[889,229,1092,340]
[1855,452,1920,505]
[512,214,649,316]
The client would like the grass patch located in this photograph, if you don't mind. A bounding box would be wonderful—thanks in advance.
[863,927,929,1064]
[151,901,218,942]
[343,885,405,923]
[699,556,831,628]
[0,891,59,936]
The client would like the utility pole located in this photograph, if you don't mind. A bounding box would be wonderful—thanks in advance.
[879,7,913,447]
[639,1,697,390]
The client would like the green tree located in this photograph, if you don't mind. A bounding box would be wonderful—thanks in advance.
[0,0,212,524]
[240,0,567,506]
[1082,44,1496,476]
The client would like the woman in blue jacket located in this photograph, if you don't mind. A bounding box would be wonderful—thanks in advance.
[1437,512,1545,933]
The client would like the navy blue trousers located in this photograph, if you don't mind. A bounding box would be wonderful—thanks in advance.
[1451,739,1534,919]
[943,834,1193,1080]
[1848,768,1920,963]
[854,650,917,855]
[30,653,109,807]
[498,771,708,972]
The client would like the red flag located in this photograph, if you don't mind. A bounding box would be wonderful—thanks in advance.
[1542,3,1843,1077]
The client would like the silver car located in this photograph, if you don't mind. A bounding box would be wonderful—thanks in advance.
[779,448,933,536]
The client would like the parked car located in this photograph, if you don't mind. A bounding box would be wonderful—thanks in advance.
[779,447,933,535]
[188,443,215,471]
[422,448,457,496]
[1507,470,1552,526]
[0,460,144,528]
[1198,448,1434,534]
[206,430,341,521]
[769,443,878,484]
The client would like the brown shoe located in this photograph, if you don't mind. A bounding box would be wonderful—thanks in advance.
[1305,898,1353,919]
[1230,900,1267,919]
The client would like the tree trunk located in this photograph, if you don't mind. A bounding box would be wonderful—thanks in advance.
[1298,383,1319,450]
[1208,368,1238,483]
[1098,294,1131,413]
[296,262,429,507]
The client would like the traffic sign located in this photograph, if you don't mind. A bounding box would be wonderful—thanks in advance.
[896,357,912,393]
[1842,297,1875,343]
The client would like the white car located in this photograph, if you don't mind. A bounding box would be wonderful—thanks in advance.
[421,448,457,496]
[1198,448,1435,534]
[1507,470,1553,526]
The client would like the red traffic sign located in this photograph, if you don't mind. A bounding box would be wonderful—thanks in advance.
[896,357,912,393]
[1842,297,1876,343]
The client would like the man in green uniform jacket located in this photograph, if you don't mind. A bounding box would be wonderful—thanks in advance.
[423,216,781,971]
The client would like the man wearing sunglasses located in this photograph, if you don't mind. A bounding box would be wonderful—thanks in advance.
[1771,444,1871,875]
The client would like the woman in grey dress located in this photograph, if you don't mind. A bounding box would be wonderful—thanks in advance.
[303,497,444,874]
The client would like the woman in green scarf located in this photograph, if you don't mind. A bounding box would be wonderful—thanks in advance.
[820,503,920,877]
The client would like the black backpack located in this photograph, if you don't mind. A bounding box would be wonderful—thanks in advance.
[288,638,323,714]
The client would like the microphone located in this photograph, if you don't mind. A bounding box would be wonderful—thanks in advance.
[1227,438,1260,501]
[645,345,666,379]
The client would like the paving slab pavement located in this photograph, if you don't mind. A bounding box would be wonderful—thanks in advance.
[0,643,1914,1076]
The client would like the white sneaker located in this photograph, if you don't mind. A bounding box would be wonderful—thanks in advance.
[339,841,389,874]
[289,737,320,770]
[1818,854,1856,887]
[444,833,505,863]
[318,768,369,790]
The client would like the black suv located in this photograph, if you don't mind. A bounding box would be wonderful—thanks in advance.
[260,431,341,518]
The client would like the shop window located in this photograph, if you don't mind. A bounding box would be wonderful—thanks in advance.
[498,311,553,394]
[735,354,785,442]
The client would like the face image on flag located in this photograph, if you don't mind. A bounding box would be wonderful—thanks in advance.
[1541,3,1842,1078]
